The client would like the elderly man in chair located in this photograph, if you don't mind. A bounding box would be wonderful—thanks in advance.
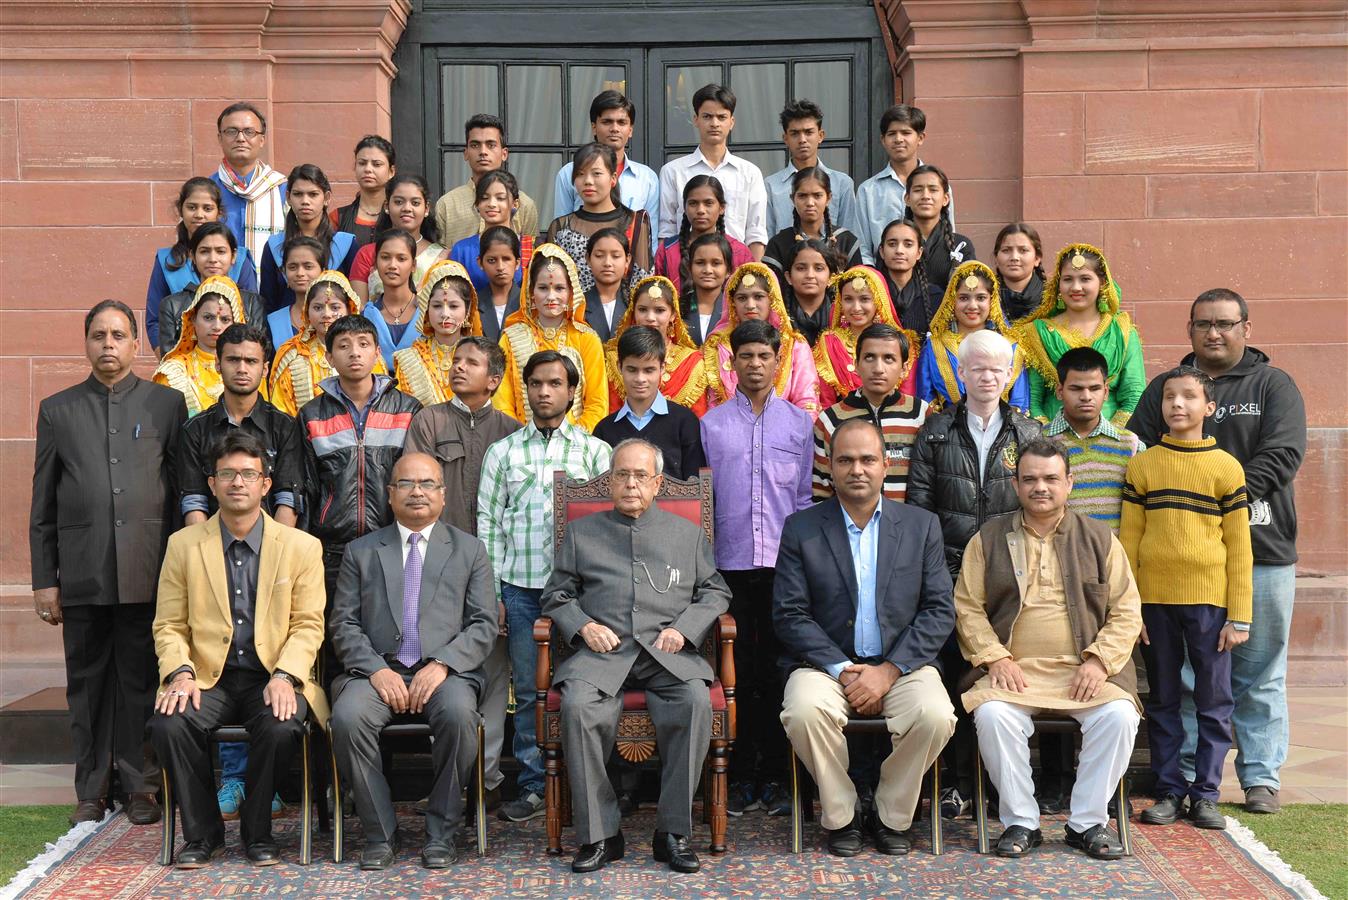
[953,438,1142,860]
[542,438,731,875]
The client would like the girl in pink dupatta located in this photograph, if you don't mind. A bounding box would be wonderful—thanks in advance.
[813,265,919,409]
[702,261,820,419]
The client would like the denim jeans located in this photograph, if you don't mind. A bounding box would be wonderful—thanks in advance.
[502,582,545,796]
[1178,564,1295,790]
[219,742,247,783]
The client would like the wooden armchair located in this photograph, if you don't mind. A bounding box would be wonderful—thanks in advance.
[533,468,737,855]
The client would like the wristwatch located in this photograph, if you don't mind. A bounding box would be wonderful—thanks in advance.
[271,671,297,687]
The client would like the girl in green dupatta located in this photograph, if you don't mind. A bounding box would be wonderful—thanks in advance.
[1016,242,1144,425]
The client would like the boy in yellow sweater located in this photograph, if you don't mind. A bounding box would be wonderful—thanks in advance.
[1121,365,1251,831]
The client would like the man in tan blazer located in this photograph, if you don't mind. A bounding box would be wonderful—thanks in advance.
[149,430,327,869]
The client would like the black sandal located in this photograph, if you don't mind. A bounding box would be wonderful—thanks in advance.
[1066,823,1125,860]
[995,825,1043,858]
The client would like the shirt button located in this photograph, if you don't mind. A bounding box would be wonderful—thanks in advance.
[109,427,118,435]
[237,619,243,625]
[235,560,242,566]
[235,589,241,595]
[110,457,119,464]
[115,519,124,527]
[634,577,640,584]
[221,637,228,644]
[113,488,123,495]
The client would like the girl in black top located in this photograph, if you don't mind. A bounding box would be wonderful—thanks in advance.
[903,164,975,295]
[875,218,939,340]
[781,238,840,347]
[992,221,1046,325]
[763,166,861,279]
[331,135,396,247]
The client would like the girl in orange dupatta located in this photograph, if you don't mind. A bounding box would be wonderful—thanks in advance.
[813,265,919,409]
[392,260,484,406]
[702,261,820,419]
[493,242,607,430]
[153,274,247,416]
[269,270,386,415]
[604,275,710,416]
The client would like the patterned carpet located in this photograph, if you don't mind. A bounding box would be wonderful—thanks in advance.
[14,802,1307,899]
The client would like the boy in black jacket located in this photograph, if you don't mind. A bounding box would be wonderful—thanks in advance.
[1127,288,1306,816]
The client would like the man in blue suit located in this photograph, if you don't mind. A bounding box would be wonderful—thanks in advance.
[775,418,956,858]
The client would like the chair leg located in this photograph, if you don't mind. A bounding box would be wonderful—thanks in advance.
[313,729,331,835]
[543,745,563,856]
[789,750,803,854]
[1117,775,1133,857]
[159,767,175,866]
[708,742,728,855]
[930,761,943,856]
[702,758,711,825]
[329,733,344,864]
[974,751,990,854]
[299,730,313,866]
[476,722,487,858]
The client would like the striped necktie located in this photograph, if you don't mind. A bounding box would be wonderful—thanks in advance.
[397,532,423,668]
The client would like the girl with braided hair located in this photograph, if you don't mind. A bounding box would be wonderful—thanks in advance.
[762,166,861,279]
[993,222,1047,325]
[679,232,734,346]
[902,164,975,295]
[780,238,840,347]
[875,218,939,342]
[655,175,754,293]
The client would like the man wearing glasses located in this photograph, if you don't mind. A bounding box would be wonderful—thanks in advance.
[1127,288,1306,817]
[149,430,327,868]
[328,453,498,870]
[210,102,287,281]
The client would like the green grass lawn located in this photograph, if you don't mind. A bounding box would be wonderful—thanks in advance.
[0,805,72,885]
[1223,803,1348,899]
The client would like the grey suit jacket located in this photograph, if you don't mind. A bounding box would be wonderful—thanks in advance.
[543,505,730,697]
[583,287,627,343]
[328,521,498,701]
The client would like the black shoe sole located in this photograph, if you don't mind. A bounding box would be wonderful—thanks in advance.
[826,843,864,858]
[359,859,394,871]
[175,845,225,870]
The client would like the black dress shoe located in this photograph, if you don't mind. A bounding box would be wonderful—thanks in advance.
[572,831,625,873]
[617,790,638,817]
[1140,794,1185,825]
[126,792,162,825]
[246,841,280,866]
[867,812,912,856]
[69,798,107,826]
[653,831,701,873]
[826,816,866,858]
[360,841,396,870]
[175,839,225,869]
[422,839,459,869]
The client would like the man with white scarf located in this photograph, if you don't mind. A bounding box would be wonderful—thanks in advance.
[211,102,287,283]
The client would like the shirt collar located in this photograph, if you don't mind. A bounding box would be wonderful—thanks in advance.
[692,146,740,171]
[878,157,925,183]
[222,512,265,554]
[397,520,437,548]
[733,388,775,416]
[87,372,139,395]
[845,499,884,535]
[524,419,579,442]
[1045,413,1127,442]
[615,393,669,422]
[451,394,493,415]
[1017,510,1066,541]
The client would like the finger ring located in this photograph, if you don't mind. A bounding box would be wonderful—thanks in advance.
[39,611,50,619]
[174,690,185,697]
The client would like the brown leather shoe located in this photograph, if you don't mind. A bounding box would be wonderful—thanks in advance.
[69,798,108,826]
[126,792,162,825]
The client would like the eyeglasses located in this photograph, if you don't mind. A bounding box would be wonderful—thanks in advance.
[214,469,264,483]
[220,127,263,140]
[612,470,654,484]
[392,479,443,493]
[1189,319,1245,334]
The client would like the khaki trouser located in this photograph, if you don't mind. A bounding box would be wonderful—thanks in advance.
[781,665,956,831]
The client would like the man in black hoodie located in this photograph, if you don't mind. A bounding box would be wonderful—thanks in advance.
[1127,288,1305,816]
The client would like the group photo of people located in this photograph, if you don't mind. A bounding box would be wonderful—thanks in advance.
[27,83,1309,884]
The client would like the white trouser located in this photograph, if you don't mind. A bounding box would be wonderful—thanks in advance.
[973,699,1139,832]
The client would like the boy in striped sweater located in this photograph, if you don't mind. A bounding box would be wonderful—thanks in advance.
[1121,365,1252,832]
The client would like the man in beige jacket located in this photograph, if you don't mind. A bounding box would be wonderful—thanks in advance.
[150,430,327,869]
[954,438,1141,861]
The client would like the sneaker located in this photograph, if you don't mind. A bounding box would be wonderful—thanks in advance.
[761,782,792,817]
[217,781,245,820]
[1140,794,1185,825]
[1188,797,1226,830]
[939,786,970,820]
[270,793,284,818]
[727,782,759,817]
[497,791,545,822]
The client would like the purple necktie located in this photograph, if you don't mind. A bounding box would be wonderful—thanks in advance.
[397,532,423,668]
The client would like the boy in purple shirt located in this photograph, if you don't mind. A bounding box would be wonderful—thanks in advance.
[700,319,813,815]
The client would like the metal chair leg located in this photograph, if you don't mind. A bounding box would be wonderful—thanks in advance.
[159,767,175,866]
[300,730,312,865]
[476,721,487,857]
[930,762,943,856]
[974,751,990,854]
[789,750,803,854]
[329,732,344,864]
[1117,776,1133,856]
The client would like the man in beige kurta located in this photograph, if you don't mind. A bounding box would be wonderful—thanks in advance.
[954,440,1141,860]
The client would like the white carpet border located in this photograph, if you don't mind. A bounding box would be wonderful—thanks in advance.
[0,812,111,900]
[1223,814,1329,900]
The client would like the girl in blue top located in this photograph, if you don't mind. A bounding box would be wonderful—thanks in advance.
[362,229,423,367]
[449,169,528,299]
[259,164,359,314]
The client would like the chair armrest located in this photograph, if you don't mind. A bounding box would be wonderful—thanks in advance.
[533,616,554,695]
[715,613,736,692]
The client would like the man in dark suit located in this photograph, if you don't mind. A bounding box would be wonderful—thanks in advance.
[775,419,957,857]
[328,452,498,870]
[30,299,187,827]
[542,438,730,875]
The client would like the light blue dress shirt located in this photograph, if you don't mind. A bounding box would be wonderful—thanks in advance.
[614,392,668,432]
[826,500,884,679]
[553,157,661,255]
[855,159,956,265]
[765,160,861,238]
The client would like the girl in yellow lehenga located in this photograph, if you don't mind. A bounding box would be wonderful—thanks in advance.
[603,275,709,416]
[392,260,484,406]
[269,270,387,415]
[493,243,607,431]
[152,274,247,416]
